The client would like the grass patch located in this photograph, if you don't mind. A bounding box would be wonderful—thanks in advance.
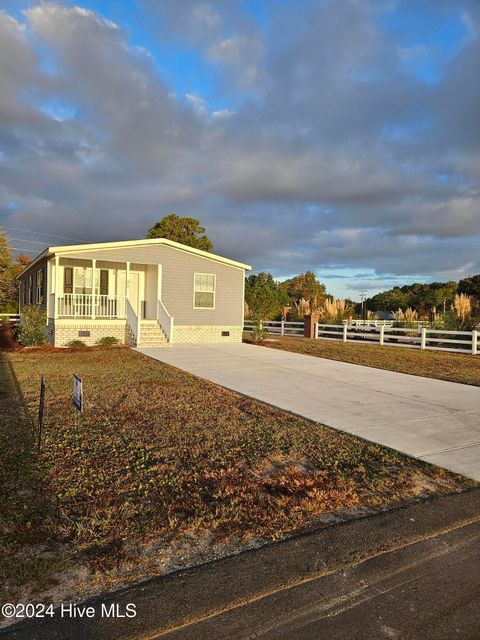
[1,347,475,608]
[245,334,480,386]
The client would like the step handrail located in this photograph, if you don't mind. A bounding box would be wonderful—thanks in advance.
[126,298,140,344]
[157,299,174,343]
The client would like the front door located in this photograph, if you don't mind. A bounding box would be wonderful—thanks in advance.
[128,273,139,314]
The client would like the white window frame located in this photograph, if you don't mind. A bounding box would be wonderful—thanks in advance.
[36,269,43,304]
[193,272,216,309]
[73,266,93,295]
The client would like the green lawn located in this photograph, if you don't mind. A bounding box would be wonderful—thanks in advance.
[1,346,475,609]
[244,334,480,386]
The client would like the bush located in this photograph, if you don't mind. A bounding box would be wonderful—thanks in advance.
[19,305,47,346]
[0,321,15,349]
[97,336,120,346]
[66,339,87,348]
[251,320,267,343]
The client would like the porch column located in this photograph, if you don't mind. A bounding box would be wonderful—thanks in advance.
[157,264,162,303]
[126,262,130,299]
[91,259,96,319]
[53,256,59,319]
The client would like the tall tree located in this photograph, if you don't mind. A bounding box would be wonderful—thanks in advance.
[0,231,16,310]
[279,271,327,312]
[147,214,213,251]
[245,272,289,322]
[458,275,480,299]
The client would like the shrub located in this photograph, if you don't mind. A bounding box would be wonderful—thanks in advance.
[394,307,418,328]
[318,298,348,324]
[0,321,15,349]
[66,339,87,348]
[19,305,47,346]
[251,320,267,343]
[97,336,120,346]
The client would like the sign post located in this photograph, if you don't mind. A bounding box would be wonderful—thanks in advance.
[37,375,46,453]
[72,374,83,413]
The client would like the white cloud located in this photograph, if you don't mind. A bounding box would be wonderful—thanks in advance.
[1,1,480,294]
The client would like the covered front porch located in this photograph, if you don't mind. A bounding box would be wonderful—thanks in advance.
[47,256,173,343]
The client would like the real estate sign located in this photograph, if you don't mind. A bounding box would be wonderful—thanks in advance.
[72,374,83,413]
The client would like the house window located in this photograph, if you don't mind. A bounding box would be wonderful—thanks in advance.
[36,269,44,304]
[99,270,109,296]
[64,267,73,294]
[193,273,215,309]
[64,267,92,295]
[28,274,33,304]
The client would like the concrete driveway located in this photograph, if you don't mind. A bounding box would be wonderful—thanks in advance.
[136,343,480,480]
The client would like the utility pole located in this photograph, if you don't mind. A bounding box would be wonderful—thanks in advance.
[359,289,367,325]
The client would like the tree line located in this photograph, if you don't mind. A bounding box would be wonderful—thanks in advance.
[366,277,480,315]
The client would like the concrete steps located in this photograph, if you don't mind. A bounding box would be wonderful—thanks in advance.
[137,320,168,347]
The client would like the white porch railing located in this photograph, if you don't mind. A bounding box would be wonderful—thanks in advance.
[157,299,174,342]
[57,294,126,318]
[126,299,140,344]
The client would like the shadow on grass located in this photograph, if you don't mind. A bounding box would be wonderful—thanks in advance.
[0,351,54,597]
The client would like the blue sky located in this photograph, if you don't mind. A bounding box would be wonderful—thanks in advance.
[0,0,479,299]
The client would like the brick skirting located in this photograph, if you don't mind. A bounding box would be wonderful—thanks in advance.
[46,321,242,346]
[50,321,129,347]
[173,325,242,343]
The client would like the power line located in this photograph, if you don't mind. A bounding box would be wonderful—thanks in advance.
[1,224,85,243]
[11,247,38,254]
[6,236,47,245]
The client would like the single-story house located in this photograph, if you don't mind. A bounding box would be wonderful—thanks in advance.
[17,238,251,347]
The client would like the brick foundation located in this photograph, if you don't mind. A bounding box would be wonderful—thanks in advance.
[46,321,243,346]
[173,325,242,343]
[50,320,130,347]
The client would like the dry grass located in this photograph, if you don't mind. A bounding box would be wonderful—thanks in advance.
[245,334,480,386]
[1,346,475,607]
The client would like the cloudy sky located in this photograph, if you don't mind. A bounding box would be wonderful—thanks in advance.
[0,0,479,299]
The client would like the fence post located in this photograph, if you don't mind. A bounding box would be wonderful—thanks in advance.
[314,322,318,340]
[342,324,348,342]
[379,325,385,346]
[281,320,285,336]
[472,330,478,355]
[420,327,427,350]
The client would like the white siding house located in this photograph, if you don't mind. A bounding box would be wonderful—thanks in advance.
[18,238,251,347]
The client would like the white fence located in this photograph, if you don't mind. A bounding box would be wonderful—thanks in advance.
[244,320,479,355]
[0,313,20,326]
[244,320,304,337]
[344,319,431,328]
[316,324,478,354]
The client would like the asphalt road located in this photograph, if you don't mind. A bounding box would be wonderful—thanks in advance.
[3,490,480,640]
[161,517,480,640]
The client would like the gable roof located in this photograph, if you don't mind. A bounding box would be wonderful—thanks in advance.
[18,238,252,278]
